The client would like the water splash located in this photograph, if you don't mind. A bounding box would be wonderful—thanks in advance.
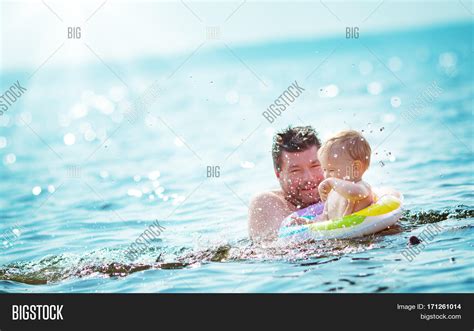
[1,206,472,286]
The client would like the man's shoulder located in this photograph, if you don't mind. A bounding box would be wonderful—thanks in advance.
[248,191,289,242]
[249,190,285,207]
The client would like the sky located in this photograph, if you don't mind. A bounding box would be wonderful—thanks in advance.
[1,0,473,69]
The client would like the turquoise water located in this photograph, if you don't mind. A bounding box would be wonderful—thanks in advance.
[0,22,473,292]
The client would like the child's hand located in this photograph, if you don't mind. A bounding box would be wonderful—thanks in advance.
[318,178,333,202]
[287,215,312,226]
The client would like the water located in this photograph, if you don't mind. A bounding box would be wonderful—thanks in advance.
[0,22,473,293]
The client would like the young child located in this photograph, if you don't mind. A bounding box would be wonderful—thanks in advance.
[318,130,373,220]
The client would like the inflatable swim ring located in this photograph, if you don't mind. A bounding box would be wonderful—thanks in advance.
[278,190,403,242]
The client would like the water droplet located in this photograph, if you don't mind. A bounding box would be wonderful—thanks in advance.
[63,133,76,145]
[148,170,161,181]
[319,84,339,98]
[84,129,96,142]
[226,90,239,104]
[241,160,255,169]
[4,153,16,165]
[71,103,88,119]
[127,189,142,198]
[367,81,383,95]
[390,96,401,108]
[32,186,42,196]
[388,56,403,72]
[439,52,457,71]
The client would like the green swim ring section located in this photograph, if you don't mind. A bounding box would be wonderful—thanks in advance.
[308,196,401,232]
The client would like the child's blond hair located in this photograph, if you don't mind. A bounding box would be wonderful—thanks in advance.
[318,130,371,167]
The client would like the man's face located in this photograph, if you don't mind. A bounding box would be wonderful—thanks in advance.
[276,145,324,207]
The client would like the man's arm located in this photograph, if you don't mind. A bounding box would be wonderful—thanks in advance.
[248,192,288,242]
[322,178,371,201]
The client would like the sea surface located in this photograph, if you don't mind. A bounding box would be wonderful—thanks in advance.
[0,22,473,292]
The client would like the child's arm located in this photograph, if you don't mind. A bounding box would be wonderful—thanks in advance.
[343,200,355,216]
[317,181,330,220]
[287,215,313,225]
[320,178,371,202]
[318,203,329,220]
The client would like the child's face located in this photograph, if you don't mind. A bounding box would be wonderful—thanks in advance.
[320,147,363,181]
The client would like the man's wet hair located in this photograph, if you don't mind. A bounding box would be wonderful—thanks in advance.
[272,126,321,172]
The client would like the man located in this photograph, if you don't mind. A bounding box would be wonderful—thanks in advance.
[248,126,324,242]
